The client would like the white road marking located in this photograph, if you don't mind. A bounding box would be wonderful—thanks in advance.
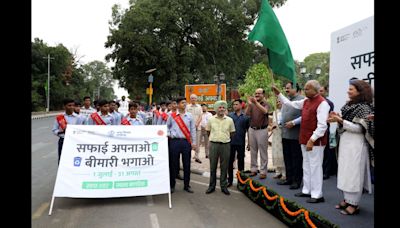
[37,126,50,130]
[146,195,154,206]
[32,202,50,219]
[149,213,160,228]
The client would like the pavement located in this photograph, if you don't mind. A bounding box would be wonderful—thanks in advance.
[185,140,275,184]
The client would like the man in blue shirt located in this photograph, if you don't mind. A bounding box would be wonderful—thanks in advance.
[52,98,84,164]
[166,97,197,193]
[227,99,250,187]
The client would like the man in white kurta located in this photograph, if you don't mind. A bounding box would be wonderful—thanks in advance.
[273,80,330,203]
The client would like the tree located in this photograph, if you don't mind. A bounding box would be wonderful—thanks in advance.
[31,38,115,111]
[105,0,289,102]
[31,38,75,111]
[299,52,330,88]
[238,63,283,111]
[81,61,115,101]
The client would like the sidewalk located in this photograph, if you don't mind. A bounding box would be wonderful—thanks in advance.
[31,110,63,120]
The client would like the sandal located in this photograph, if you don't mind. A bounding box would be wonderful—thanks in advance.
[340,205,360,215]
[335,200,348,210]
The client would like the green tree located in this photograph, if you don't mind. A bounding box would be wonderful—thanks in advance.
[238,63,283,111]
[299,52,330,88]
[32,38,116,111]
[105,0,289,102]
[31,38,75,111]
[81,61,115,101]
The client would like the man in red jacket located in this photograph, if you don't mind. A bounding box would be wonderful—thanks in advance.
[272,80,330,203]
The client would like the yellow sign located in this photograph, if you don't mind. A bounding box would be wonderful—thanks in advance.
[185,84,226,111]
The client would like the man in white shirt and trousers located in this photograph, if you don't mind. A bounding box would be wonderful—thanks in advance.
[272,80,330,203]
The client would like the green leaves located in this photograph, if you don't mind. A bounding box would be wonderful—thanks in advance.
[105,0,280,102]
[238,63,283,111]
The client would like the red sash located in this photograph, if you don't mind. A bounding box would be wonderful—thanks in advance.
[171,113,191,144]
[161,112,168,121]
[56,114,67,130]
[121,118,131,125]
[154,110,160,117]
[90,112,106,125]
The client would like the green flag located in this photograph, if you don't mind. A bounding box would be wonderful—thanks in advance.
[248,0,296,85]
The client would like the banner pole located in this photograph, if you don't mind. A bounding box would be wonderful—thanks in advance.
[168,192,172,209]
[48,196,55,215]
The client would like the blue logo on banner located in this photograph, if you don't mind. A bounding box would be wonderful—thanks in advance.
[74,157,82,167]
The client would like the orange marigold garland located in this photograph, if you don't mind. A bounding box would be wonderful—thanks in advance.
[236,171,337,228]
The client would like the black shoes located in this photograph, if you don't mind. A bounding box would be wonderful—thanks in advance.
[323,174,330,180]
[307,197,325,203]
[277,180,292,185]
[295,192,311,197]
[227,183,233,188]
[289,183,300,190]
[221,188,230,195]
[176,174,184,180]
[170,187,175,193]
[194,158,202,163]
[205,187,215,194]
[184,186,194,193]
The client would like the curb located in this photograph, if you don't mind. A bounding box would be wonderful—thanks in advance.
[31,112,63,120]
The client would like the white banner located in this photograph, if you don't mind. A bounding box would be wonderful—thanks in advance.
[52,125,170,198]
[329,16,374,112]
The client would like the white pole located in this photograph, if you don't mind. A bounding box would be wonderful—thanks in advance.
[48,196,55,215]
[47,54,50,112]
[43,54,54,112]
[168,192,172,209]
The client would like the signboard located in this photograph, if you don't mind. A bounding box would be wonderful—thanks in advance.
[185,84,226,110]
[329,16,374,112]
[50,125,171,214]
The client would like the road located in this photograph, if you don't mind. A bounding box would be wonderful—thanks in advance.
[32,118,287,228]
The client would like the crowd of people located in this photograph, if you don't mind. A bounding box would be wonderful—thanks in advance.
[52,79,374,215]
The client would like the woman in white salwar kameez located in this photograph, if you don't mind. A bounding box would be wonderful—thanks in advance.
[270,100,286,180]
[328,79,374,216]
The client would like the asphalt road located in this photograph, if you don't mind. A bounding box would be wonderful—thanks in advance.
[32,118,287,228]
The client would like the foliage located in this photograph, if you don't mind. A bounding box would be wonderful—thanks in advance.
[31,38,115,111]
[298,52,330,89]
[238,63,284,111]
[105,0,289,103]
[81,61,115,101]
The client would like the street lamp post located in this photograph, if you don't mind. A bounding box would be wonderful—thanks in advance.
[43,54,54,112]
[145,68,156,106]
[214,72,225,101]
[300,64,321,80]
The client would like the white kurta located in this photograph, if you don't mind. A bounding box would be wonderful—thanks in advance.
[271,110,284,168]
[337,120,372,194]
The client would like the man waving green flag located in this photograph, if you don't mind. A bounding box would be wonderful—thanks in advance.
[248,0,296,85]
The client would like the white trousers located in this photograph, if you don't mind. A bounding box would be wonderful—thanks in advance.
[193,129,202,159]
[301,144,325,199]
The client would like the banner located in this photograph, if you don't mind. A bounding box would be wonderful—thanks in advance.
[52,125,169,198]
[185,84,226,111]
[329,16,374,112]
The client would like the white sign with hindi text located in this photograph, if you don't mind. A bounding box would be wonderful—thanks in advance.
[329,16,374,112]
[52,125,170,198]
